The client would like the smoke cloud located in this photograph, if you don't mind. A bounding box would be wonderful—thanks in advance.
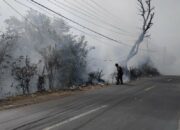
[0,0,180,98]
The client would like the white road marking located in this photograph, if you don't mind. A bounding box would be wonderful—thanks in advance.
[43,105,108,130]
[144,86,156,92]
[178,114,180,130]
[168,79,172,82]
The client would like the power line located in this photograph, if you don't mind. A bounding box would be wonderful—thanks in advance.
[55,0,104,22]
[52,0,137,38]
[26,0,56,17]
[6,0,156,53]
[62,0,135,35]
[26,0,52,14]
[3,0,39,31]
[13,0,124,49]
[8,0,132,57]
[89,0,114,16]
[30,0,139,47]
[16,0,100,39]
[80,0,130,34]
[74,0,102,19]
[48,0,134,38]
[63,0,103,20]
[31,0,157,52]
[88,0,124,23]
[81,0,105,14]
[74,0,132,34]
[27,0,133,49]
[3,0,52,45]
[87,0,138,30]
[64,0,139,35]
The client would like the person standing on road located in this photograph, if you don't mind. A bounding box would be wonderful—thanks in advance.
[115,63,123,85]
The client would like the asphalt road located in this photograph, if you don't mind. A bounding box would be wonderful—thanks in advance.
[0,76,180,130]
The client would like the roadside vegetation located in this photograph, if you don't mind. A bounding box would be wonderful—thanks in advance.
[129,58,160,80]
[0,0,157,106]
[0,11,107,100]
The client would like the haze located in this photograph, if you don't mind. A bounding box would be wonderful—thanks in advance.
[0,0,180,75]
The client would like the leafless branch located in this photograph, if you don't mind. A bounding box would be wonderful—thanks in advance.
[138,0,155,34]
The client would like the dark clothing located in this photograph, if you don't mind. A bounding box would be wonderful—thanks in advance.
[116,75,123,85]
[116,66,123,85]
[117,66,123,76]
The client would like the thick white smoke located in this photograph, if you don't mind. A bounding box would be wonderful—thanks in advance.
[0,10,89,97]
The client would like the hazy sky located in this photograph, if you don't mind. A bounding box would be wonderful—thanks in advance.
[0,0,180,75]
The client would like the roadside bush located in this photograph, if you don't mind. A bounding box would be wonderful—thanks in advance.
[129,62,160,80]
[87,69,105,85]
[11,56,37,95]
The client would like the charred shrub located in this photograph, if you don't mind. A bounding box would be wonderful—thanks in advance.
[87,70,105,85]
[130,62,160,80]
[11,56,37,95]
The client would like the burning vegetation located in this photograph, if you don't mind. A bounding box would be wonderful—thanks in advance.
[0,11,96,98]
[129,58,160,80]
[0,0,158,100]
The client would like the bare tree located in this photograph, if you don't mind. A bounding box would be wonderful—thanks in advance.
[2,11,90,94]
[12,56,37,95]
[125,0,155,67]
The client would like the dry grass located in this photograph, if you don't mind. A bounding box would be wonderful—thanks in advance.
[0,84,109,111]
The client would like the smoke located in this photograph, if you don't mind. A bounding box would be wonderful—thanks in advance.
[125,32,145,66]
[0,0,180,98]
[0,10,89,97]
[67,0,180,80]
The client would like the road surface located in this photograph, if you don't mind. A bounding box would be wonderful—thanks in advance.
[0,76,180,130]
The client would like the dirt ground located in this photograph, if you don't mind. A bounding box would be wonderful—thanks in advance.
[0,84,109,111]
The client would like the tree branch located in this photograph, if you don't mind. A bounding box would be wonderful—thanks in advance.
[138,0,155,34]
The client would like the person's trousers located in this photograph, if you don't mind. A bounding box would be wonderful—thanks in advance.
[116,76,123,85]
